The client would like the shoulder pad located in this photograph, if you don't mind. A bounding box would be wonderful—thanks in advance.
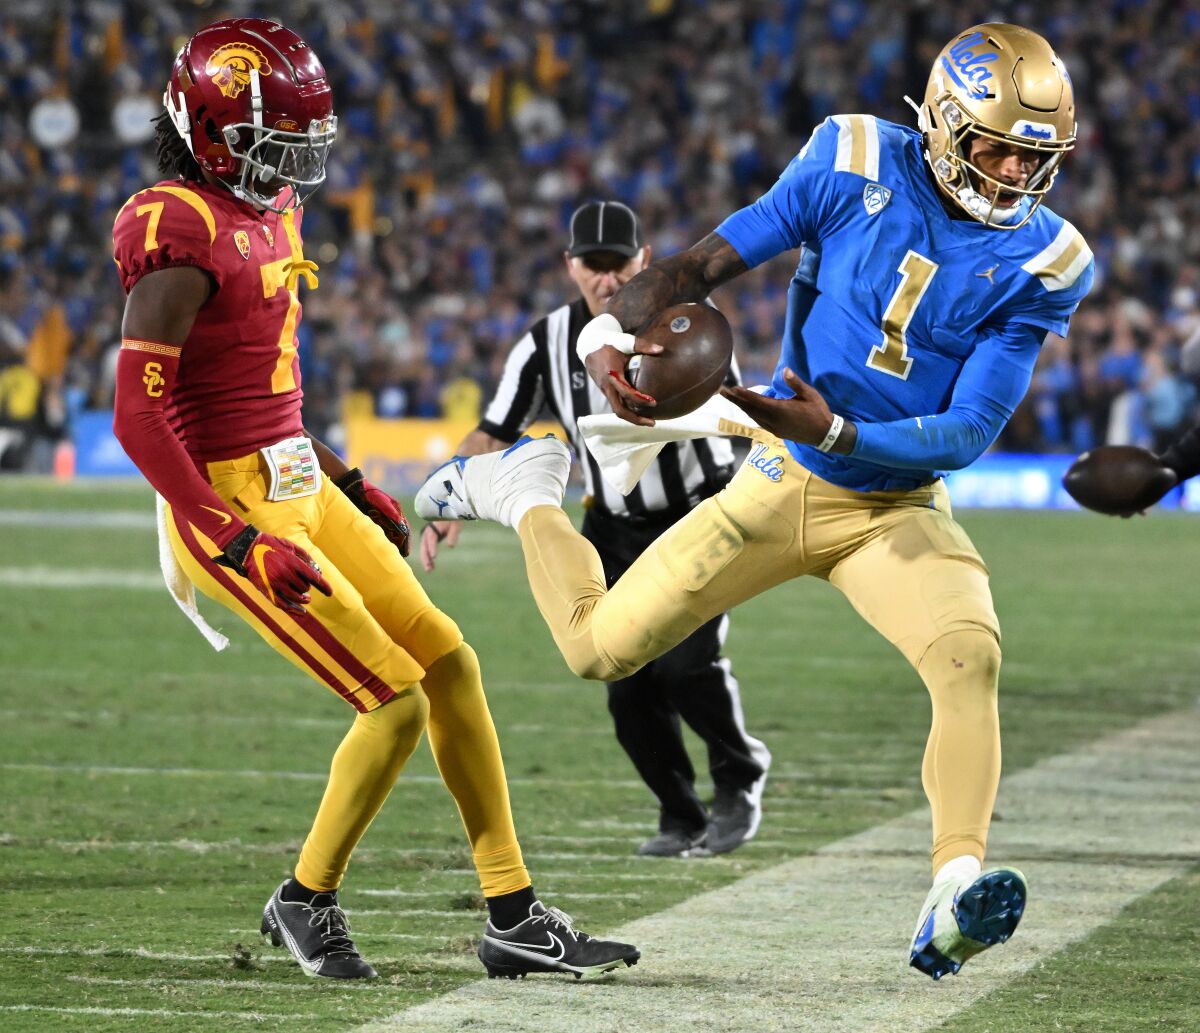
[1021,220,1092,293]
[114,185,217,246]
[829,114,882,180]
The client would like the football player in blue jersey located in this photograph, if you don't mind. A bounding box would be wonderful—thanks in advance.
[416,23,1092,979]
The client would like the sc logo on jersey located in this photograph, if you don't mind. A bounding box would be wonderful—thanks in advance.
[142,361,165,398]
[863,183,892,216]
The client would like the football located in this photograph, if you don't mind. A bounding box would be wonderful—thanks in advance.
[1061,445,1177,516]
[626,303,734,420]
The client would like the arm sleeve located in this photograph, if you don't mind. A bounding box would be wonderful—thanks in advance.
[477,329,545,442]
[112,188,224,295]
[1160,424,1200,481]
[714,117,841,270]
[850,323,1047,471]
[112,344,248,550]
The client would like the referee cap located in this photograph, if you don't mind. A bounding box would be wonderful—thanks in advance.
[567,201,643,258]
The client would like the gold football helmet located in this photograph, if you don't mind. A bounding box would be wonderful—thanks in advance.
[910,23,1075,229]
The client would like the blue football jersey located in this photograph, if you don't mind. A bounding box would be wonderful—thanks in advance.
[717,115,1094,491]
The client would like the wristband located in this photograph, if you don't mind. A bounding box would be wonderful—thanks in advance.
[334,467,365,492]
[816,414,844,453]
[576,313,638,362]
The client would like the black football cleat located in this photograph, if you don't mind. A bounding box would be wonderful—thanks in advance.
[477,902,640,980]
[261,881,378,979]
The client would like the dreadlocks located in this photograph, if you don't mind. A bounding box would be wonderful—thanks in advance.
[153,110,203,182]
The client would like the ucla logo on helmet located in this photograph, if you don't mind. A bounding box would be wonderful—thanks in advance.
[943,31,997,97]
[863,183,892,216]
[233,230,251,260]
[205,43,272,99]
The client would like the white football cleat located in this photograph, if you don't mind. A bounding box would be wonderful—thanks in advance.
[909,866,1027,979]
[414,435,571,529]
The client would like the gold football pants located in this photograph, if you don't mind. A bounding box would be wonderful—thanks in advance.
[519,443,1001,870]
[166,452,528,895]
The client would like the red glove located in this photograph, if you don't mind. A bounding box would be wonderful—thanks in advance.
[214,525,332,613]
[336,468,412,557]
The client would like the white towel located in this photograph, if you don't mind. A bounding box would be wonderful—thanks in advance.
[155,493,229,652]
[577,389,781,496]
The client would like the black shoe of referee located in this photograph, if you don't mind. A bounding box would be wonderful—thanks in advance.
[261,880,378,979]
[477,901,640,980]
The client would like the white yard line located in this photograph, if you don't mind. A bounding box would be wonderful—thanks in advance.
[356,889,644,901]
[358,706,1200,1033]
[0,761,649,790]
[0,509,156,529]
[0,566,162,590]
[0,946,295,964]
[0,1004,319,1021]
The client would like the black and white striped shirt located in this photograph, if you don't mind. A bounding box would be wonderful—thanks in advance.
[479,298,738,521]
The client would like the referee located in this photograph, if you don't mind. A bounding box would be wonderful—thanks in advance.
[421,201,771,857]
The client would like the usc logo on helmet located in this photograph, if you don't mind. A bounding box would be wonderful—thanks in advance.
[205,43,272,99]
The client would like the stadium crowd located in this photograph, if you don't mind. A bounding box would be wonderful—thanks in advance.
[2,0,1199,471]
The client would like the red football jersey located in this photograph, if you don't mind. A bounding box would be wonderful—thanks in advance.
[112,179,313,463]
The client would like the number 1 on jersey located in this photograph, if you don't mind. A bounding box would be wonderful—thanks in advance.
[867,250,938,380]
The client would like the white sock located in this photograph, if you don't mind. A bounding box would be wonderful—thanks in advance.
[933,854,982,886]
[507,496,560,530]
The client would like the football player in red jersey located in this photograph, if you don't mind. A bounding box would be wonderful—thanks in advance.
[112,18,638,981]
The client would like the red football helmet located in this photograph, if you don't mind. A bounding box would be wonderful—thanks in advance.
[164,18,336,212]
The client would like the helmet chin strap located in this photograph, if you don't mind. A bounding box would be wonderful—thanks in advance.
[903,94,928,133]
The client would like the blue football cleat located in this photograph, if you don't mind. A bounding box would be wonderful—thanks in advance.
[909,867,1027,979]
[414,434,570,528]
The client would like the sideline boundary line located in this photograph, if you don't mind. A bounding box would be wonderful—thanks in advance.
[358,707,1200,1033]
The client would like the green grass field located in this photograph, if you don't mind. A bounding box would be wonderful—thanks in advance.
[1,478,1198,1032]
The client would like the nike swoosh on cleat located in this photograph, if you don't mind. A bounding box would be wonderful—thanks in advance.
[489,931,565,961]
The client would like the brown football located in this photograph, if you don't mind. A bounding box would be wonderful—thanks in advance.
[1062,445,1177,515]
[626,303,734,420]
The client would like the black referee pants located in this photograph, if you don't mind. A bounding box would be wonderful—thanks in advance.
[581,507,768,836]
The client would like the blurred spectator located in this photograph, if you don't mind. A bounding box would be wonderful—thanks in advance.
[1138,348,1197,453]
[0,0,1197,471]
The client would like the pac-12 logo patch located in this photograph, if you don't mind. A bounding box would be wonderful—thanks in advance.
[234,230,251,260]
[670,316,691,333]
[863,183,892,216]
[747,442,784,482]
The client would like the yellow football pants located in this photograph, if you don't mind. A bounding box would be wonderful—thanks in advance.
[519,443,1001,871]
[166,453,528,895]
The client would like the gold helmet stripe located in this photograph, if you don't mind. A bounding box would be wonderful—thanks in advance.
[144,186,217,245]
[1021,222,1092,291]
[832,115,880,180]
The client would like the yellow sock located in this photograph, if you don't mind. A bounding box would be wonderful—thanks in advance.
[919,628,1002,874]
[422,643,530,897]
[294,686,429,891]
[517,506,614,680]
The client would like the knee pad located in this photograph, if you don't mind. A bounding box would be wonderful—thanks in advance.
[405,606,465,672]
[362,684,430,743]
[920,627,1001,708]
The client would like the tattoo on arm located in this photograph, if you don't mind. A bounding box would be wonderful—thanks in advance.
[830,420,858,456]
[608,232,748,332]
